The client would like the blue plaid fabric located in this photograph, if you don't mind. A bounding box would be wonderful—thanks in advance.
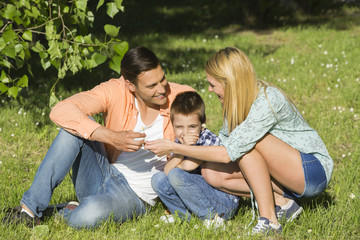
[175,128,221,147]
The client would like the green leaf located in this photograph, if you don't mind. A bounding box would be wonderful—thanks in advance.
[3,4,17,20]
[3,43,16,59]
[104,24,120,37]
[0,82,8,93]
[8,86,19,98]
[0,71,10,83]
[41,58,51,70]
[91,53,107,67]
[15,43,23,53]
[2,29,17,43]
[76,0,87,11]
[49,91,59,108]
[113,41,129,56]
[109,55,122,73]
[31,6,40,19]
[32,41,45,53]
[22,31,33,41]
[96,0,105,10]
[106,2,119,18]
[63,6,70,13]
[17,75,28,87]
[114,0,125,11]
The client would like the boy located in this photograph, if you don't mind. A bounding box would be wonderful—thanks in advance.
[151,91,242,228]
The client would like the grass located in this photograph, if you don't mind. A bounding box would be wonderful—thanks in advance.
[1,3,360,240]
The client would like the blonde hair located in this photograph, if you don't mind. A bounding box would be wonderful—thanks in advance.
[205,47,263,132]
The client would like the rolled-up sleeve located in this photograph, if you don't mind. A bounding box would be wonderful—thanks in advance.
[50,80,117,139]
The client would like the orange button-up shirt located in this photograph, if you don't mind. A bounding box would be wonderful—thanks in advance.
[50,77,194,162]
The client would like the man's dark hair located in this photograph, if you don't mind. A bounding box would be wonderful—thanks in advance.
[170,91,206,124]
[121,46,160,84]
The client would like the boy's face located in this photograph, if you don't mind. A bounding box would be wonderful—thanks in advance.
[172,113,202,144]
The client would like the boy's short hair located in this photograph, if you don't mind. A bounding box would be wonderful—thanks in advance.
[170,91,206,124]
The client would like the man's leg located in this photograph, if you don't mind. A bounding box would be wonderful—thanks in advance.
[167,168,240,221]
[21,129,107,217]
[64,169,147,229]
[151,172,191,220]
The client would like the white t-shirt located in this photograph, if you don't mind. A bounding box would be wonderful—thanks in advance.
[112,99,166,206]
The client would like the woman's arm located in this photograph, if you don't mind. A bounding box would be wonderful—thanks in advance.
[145,139,231,163]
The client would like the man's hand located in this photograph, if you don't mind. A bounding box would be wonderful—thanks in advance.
[91,126,146,152]
[144,139,175,156]
[110,130,146,152]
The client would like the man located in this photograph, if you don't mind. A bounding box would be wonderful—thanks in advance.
[2,47,194,229]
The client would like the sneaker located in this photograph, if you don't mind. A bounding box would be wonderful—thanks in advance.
[251,217,282,236]
[55,201,79,220]
[160,214,175,224]
[204,214,225,230]
[275,200,303,222]
[1,206,41,228]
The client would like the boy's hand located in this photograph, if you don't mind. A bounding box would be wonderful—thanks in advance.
[180,133,199,145]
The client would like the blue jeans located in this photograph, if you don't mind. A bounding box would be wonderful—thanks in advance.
[21,129,146,229]
[151,168,239,221]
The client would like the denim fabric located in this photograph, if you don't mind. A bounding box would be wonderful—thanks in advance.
[151,168,239,221]
[21,129,146,229]
[283,152,327,199]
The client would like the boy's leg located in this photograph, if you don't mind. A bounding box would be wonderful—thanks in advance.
[151,172,191,220]
[20,129,108,217]
[64,170,147,229]
[167,168,240,221]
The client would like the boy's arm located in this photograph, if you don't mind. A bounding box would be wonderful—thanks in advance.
[178,158,203,171]
[164,154,183,175]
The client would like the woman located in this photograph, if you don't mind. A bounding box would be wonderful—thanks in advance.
[145,47,333,235]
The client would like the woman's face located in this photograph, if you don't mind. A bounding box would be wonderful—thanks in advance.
[206,73,225,103]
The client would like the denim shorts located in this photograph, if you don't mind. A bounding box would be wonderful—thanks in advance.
[283,152,327,199]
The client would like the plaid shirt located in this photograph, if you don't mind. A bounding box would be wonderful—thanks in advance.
[175,128,220,174]
[175,128,221,147]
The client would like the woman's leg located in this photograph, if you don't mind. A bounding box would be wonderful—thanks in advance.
[237,134,304,224]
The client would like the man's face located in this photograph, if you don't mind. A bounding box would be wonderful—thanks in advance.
[172,113,202,144]
[128,65,168,108]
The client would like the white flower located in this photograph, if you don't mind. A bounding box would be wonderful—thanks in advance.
[337,78,341,82]
[194,224,199,229]
[356,78,359,82]
[201,89,205,93]
[341,51,345,55]
[327,87,331,91]
[335,84,339,88]
[0,128,2,131]
[334,58,338,62]
[318,44,322,48]
[23,112,27,115]
[349,193,355,199]
[324,51,328,55]
[131,228,136,231]
[35,122,39,126]
[214,35,219,39]
[0,161,2,165]
[350,108,354,112]
[154,224,159,228]
[15,123,18,127]
[283,79,287,83]
[308,229,312,233]
[290,58,295,64]
[202,39,207,43]
[18,110,22,114]
[354,114,358,118]
[345,61,348,65]
[323,73,327,77]
[209,95,212,98]
[342,154,346,158]
[270,58,274,62]
[56,127,61,130]
[333,107,336,110]
[11,133,14,137]
[42,112,45,116]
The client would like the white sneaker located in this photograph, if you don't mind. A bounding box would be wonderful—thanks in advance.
[204,215,225,230]
[160,215,175,224]
[251,217,282,236]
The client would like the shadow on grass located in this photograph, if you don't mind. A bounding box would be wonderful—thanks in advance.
[299,191,334,210]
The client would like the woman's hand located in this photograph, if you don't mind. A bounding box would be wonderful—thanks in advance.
[145,139,176,156]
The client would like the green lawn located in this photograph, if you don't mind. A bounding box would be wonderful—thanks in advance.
[0,3,359,240]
